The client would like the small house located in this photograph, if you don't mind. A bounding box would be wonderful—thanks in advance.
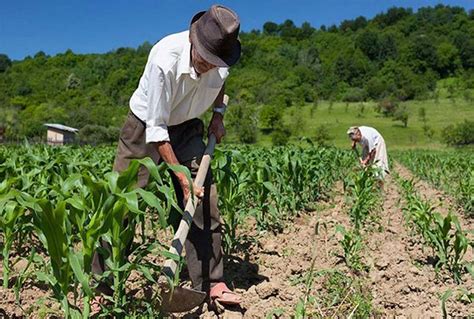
[44,123,78,146]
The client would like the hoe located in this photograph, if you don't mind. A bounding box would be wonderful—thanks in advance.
[159,95,228,313]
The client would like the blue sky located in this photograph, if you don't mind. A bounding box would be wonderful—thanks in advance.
[1,0,473,61]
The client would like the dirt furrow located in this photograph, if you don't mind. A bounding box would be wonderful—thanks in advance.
[364,163,473,318]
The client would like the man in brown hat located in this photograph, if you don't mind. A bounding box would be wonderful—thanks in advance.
[91,4,242,310]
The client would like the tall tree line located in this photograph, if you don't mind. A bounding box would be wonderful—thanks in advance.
[0,5,473,140]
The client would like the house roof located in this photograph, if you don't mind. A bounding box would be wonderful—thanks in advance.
[44,123,79,133]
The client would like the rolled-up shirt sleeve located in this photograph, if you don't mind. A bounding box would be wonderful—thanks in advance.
[145,64,171,143]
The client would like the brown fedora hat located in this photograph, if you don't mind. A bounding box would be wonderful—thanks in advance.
[190,5,241,67]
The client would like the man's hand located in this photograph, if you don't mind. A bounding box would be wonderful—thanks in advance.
[208,112,225,144]
[177,172,204,203]
[156,141,204,203]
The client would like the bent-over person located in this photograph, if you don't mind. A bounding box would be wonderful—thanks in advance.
[347,126,389,180]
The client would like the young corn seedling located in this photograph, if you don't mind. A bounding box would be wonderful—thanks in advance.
[212,149,249,252]
[336,225,364,271]
[398,174,471,283]
[428,213,470,283]
[34,198,79,318]
[344,166,379,230]
[0,191,27,288]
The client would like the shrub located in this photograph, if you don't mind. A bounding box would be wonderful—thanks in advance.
[271,127,291,146]
[376,98,398,117]
[442,120,474,146]
[226,103,258,144]
[79,124,119,145]
[393,104,409,127]
[313,124,333,146]
[342,87,367,102]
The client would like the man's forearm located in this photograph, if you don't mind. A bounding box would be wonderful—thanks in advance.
[156,141,179,165]
[213,84,225,107]
[362,149,376,164]
[156,141,187,181]
[370,149,376,161]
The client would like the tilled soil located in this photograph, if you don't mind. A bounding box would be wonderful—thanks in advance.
[366,164,473,318]
[1,163,473,318]
[191,164,474,318]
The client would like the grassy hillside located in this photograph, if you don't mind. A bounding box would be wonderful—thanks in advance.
[250,98,473,149]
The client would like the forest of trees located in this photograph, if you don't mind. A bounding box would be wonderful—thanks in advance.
[0,5,473,143]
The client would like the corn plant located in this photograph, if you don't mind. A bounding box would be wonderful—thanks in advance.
[0,148,186,317]
[1,143,357,316]
[395,150,473,216]
[34,199,79,317]
[65,158,183,315]
[428,213,470,282]
[398,174,472,283]
[213,145,354,243]
[335,225,364,271]
[0,191,27,288]
[344,166,379,230]
[212,149,249,252]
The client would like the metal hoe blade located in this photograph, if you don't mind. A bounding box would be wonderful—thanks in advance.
[160,285,207,313]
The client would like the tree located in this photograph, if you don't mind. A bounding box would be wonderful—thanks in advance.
[66,73,81,90]
[137,41,152,55]
[459,39,474,69]
[365,77,387,100]
[300,22,315,39]
[353,16,368,31]
[374,7,413,27]
[263,22,279,35]
[408,35,438,72]
[342,88,366,102]
[339,16,367,32]
[0,54,12,72]
[418,107,426,123]
[259,104,282,130]
[328,25,338,33]
[290,109,305,136]
[34,51,47,59]
[436,42,460,76]
[279,19,298,38]
[356,31,380,60]
[393,104,409,127]
[378,33,398,61]
[377,99,398,117]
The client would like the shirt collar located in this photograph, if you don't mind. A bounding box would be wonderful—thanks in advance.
[177,40,199,81]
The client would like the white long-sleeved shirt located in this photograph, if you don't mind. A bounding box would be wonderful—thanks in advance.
[130,30,229,143]
[358,126,382,152]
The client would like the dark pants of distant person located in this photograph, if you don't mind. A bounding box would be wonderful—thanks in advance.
[91,111,224,294]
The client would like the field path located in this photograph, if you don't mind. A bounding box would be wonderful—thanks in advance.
[366,170,450,317]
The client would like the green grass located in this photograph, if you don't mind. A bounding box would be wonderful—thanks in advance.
[253,98,473,150]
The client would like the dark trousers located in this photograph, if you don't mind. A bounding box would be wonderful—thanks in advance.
[91,112,224,293]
